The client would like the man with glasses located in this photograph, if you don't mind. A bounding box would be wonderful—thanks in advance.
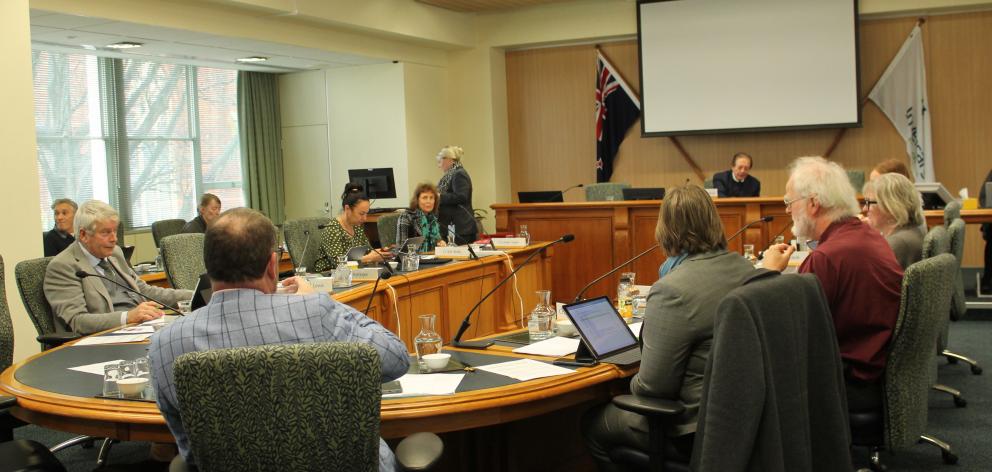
[764,156,903,411]
[44,200,193,334]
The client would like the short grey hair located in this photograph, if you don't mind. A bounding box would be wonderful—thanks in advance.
[51,198,78,211]
[74,200,119,238]
[865,172,925,228]
[788,156,860,221]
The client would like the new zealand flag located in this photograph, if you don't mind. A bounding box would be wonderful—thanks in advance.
[595,51,641,183]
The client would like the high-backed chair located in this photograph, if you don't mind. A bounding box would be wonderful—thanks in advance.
[151,219,187,248]
[849,254,959,470]
[170,343,442,472]
[1,254,20,443]
[608,271,851,472]
[847,170,866,193]
[160,233,205,291]
[921,225,966,406]
[585,182,630,201]
[13,257,80,350]
[283,217,331,271]
[943,200,961,226]
[377,211,402,248]
[942,218,981,374]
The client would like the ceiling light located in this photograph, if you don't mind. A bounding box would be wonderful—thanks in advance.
[105,41,144,49]
[236,56,270,63]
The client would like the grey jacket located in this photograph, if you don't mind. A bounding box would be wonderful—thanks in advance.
[886,225,925,270]
[44,242,192,334]
[631,249,755,436]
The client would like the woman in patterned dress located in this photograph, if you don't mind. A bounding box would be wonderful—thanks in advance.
[313,183,390,272]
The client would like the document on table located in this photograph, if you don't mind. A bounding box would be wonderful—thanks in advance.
[382,373,465,397]
[73,333,153,346]
[512,336,581,357]
[113,325,155,334]
[475,358,575,381]
[629,322,643,339]
[69,359,125,375]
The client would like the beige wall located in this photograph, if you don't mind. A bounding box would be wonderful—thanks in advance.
[505,12,992,265]
[403,63,451,198]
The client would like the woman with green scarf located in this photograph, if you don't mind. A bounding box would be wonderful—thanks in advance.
[396,183,447,252]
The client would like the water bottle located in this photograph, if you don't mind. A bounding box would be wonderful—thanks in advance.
[401,243,420,272]
[414,314,443,372]
[617,272,635,318]
[447,223,457,246]
[332,255,352,288]
[154,248,163,271]
[528,290,555,341]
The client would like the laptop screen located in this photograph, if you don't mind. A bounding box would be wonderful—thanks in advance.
[189,273,212,311]
[563,296,638,358]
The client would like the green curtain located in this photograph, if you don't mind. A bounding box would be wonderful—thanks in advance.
[238,71,286,225]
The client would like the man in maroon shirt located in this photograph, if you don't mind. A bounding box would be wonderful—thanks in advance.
[764,156,904,410]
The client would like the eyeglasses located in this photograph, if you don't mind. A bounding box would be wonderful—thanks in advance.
[863,199,878,208]
[783,195,811,207]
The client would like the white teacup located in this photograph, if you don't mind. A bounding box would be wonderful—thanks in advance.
[388,261,399,271]
[117,377,148,397]
[422,353,451,370]
[556,319,577,337]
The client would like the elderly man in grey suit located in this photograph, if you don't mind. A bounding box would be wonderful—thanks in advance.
[149,207,410,471]
[44,200,192,335]
[582,185,755,469]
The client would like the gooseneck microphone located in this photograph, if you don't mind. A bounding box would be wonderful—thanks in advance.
[452,234,575,349]
[363,268,392,316]
[727,216,773,242]
[75,270,183,315]
[573,244,660,303]
[542,184,584,202]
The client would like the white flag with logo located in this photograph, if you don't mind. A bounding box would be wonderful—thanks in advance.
[868,25,934,182]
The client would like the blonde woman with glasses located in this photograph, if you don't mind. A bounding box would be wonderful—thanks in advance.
[862,173,926,269]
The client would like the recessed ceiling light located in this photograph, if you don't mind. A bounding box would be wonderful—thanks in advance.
[105,41,144,49]
[236,56,269,63]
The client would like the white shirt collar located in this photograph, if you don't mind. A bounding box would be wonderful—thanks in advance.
[732,173,746,184]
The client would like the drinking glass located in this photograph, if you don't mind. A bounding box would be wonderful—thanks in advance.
[743,244,755,261]
[528,290,555,341]
[518,225,531,245]
[134,357,151,380]
[774,235,785,246]
[177,300,192,315]
[103,362,122,397]
[294,265,307,278]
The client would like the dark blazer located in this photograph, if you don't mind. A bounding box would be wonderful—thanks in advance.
[691,270,851,472]
[712,170,761,197]
[438,166,478,244]
[42,228,75,257]
[181,215,207,234]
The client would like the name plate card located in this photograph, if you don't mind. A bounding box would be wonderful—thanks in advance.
[491,237,527,248]
[351,267,384,281]
[434,246,471,259]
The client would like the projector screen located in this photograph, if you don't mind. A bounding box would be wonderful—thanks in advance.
[637,0,860,136]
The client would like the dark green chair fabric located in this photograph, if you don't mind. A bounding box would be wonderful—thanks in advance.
[160,233,205,291]
[847,170,866,193]
[174,342,383,471]
[378,211,402,248]
[283,217,330,271]
[13,257,79,349]
[151,219,187,249]
[585,183,630,201]
[0,256,12,374]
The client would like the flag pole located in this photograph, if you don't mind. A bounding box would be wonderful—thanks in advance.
[596,46,707,183]
[824,17,926,158]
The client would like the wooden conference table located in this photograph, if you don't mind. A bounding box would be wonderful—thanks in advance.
[1,244,621,469]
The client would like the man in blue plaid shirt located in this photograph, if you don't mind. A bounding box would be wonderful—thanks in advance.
[149,207,409,471]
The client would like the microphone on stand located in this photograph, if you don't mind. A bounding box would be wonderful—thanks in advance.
[75,270,183,315]
[572,244,660,303]
[727,216,773,242]
[466,244,480,261]
[541,184,584,202]
[452,234,575,349]
[363,268,393,316]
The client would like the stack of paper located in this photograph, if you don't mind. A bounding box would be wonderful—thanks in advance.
[74,333,152,346]
[69,359,125,375]
[475,358,575,381]
[382,373,465,397]
[512,337,580,357]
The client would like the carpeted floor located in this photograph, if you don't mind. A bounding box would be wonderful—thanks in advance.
[13,312,992,471]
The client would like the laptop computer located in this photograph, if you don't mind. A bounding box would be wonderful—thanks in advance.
[562,296,641,366]
[518,191,564,203]
[189,273,213,311]
[622,187,666,201]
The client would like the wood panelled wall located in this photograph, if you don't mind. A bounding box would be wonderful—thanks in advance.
[506,11,992,266]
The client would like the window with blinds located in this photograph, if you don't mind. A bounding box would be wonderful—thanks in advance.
[32,50,244,230]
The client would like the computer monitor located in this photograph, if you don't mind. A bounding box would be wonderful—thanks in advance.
[915,182,953,210]
[621,187,666,201]
[347,168,397,200]
[518,191,564,203]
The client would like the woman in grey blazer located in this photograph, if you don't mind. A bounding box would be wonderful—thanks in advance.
[863,173,926,269]
[582,185,755,468]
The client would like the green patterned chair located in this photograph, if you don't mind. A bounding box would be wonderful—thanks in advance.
[847,170,865,193]
[14,257,81,350]
[160,233,206,291]
[378,211,402,248]
[941,218,982,374]
[942,200,961,226]
[585,182,630,201]
[850,254,959,470]
[171,343,441,472]
[151,218,187,248]
[283,217,331,271]
[921,225,949,259]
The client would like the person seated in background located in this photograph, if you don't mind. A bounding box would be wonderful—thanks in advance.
[149,207,409,470]
[712,152,761,197]
[763,156,903,411]
[181,193,221,233]
[43,198,77,257]
[313,183,390,272]
[44,200,193,334]
[869,157,912,181]
[863,173,926,269]
[582,185,755,466]
[396,183,447,252]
